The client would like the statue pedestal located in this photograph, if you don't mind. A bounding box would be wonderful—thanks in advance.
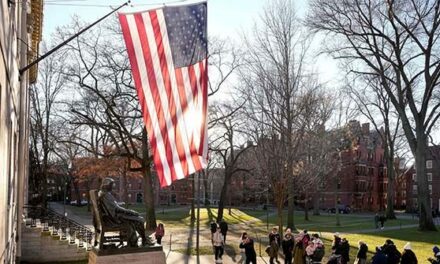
[88,246,166,264]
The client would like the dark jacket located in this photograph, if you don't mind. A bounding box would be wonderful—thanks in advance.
[269,232,281,246]
[219,221,228,235]
[401,249,418,264]
[357,243,368,259]
[340,240,350,263]
[383,244,401,264]
[240,238,257,259]
[282,235,294,255]
[372,251,388,264]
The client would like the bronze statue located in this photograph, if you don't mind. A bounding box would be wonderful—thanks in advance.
[97,178,149,247]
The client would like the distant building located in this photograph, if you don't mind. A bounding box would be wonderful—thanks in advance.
[1,0,43,262]
[404,146,440,214]
[319,121,387,212]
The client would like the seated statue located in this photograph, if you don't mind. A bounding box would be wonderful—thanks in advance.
[98,177,150,247]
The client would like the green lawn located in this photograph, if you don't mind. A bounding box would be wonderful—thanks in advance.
[156,207,262,228]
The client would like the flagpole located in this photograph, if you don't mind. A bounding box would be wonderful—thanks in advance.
[19,0,130,76]
[196,171,201,256]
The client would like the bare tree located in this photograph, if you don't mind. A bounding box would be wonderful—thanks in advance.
[209,102,251,222]
[309,0,440,230]
[53,18,158,229]
[239,0,317,231]
[29,44,67,206]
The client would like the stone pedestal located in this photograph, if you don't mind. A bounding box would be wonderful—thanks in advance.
[88,246,166,264]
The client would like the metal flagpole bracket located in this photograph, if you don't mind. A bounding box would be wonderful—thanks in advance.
[19,0,130,76]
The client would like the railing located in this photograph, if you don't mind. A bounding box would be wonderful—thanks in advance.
[23,205,94,250]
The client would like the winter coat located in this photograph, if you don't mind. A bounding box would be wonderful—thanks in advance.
[384,244,401,264]
[357,244,368,260]
[240,238,257,259]
[340,240,350,263]
[219,221,228,235]
[372,251,388,264]
[293,243,305,264]
[155,225,164,237]
[282,235,294,255]
[401,249,418,264]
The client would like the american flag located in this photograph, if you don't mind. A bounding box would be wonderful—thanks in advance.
[118,2,208,187]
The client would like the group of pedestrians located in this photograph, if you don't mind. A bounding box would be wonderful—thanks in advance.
[355,239,440,264]
[208,221,439,264]
[264,228,325,264]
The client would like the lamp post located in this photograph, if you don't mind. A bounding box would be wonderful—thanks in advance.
[266,187,269,231]
[64,162,72,217]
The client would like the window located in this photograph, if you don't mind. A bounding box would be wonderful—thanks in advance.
[426,160,433,169]
[402,191,406,198]
[412,173,417,182]
[413,185,417,194]
[428,173,432,182]
[429,185,432,194]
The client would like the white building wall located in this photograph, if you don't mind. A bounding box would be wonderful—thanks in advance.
[0,1,31,263]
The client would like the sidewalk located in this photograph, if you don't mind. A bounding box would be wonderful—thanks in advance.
[165,250,272,264]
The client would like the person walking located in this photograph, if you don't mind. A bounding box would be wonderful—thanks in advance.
[154,223,165,245]
[354,241,368,264]
[293,231,307,264]
[382,239,401,264]
[282,229,294,264]
[240,232,257,264]
[340,238,350,264]
[374,213,380,229]
[219,220,228,244]
[400,242,417,264]
[212,226,224,263]
[379,215,386,229]
[239,232,247,263]
[268,227,281,264]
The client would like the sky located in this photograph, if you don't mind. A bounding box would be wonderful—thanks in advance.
[41,0,439,148]
[42,0,340,86]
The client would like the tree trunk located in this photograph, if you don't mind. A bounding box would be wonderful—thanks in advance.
[142,127,157,231]
[217,170,231,222]
[304,195,309,221]
[287,175,295,229]
[203,171,210,207]
[313,188,320,216]
[414,134,436,231]
[277,205,284,238]
[385,143,396,219]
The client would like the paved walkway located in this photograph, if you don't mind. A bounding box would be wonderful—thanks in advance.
[165,251,272,264]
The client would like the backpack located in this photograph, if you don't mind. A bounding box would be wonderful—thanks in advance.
[313,246,325,261]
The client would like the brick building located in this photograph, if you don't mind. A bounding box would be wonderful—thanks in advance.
[403,146,440,214]
[318,121,387,212]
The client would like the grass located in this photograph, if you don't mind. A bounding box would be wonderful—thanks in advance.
[156,207,262,228]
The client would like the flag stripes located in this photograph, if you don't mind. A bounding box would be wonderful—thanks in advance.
[119,6,208,187]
